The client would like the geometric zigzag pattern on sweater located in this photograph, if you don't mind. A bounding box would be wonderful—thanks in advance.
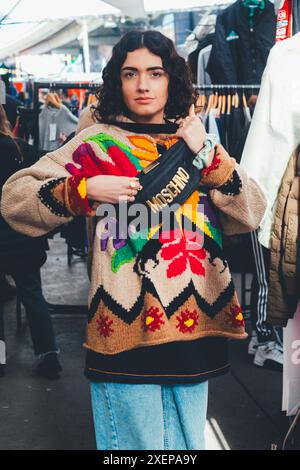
[88,275,235,325]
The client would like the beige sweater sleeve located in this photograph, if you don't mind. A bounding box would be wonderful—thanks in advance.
[199,144,267,235]
[1,132,91,237]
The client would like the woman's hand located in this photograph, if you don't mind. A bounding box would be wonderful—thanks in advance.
[175,104,215,167]
[86,175,142,203]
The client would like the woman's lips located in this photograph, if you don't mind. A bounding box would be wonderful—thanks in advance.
[135,98,154,104]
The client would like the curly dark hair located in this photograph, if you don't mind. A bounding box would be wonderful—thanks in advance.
[94,30,196,123]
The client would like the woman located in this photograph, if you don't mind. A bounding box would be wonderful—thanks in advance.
[0,104,62,379]
[1,31,266,449]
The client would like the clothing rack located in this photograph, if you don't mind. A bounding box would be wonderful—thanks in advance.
[194,82,260,314]
[33,81,100,150]
[195,84,261,89]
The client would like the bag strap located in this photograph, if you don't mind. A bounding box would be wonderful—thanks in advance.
[295,144,300,176]
[103,120,179,134]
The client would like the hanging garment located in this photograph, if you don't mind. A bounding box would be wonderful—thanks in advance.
[243,104,252,125]
[187,33,215,84]
[39,104,78,152]
[197,45,212,87]
[282,302,300,416]
[293,0,300,35]
[207,108,221,143]
[226,106,246,162]
[240,32,300,248]
[206,0,276,85]
[267,146,300,326]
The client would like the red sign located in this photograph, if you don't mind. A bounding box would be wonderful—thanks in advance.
[276,0,293,41]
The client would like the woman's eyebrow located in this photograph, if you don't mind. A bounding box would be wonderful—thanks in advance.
[121,66,165,71]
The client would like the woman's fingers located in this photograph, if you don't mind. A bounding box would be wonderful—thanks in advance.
[126,178,142,192]
[125,188,138,196]
[118,195,135,202]
[188,103,196,117]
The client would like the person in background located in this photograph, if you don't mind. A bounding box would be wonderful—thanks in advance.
[0,104,62,380]
[17,91,26,104]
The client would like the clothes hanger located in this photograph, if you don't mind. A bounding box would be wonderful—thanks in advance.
[213,90,219,109]
[231,92,236,108]
[221,89,227,115]
[205,92,214,115]
[87,93,98,106]
[216,92,223,116]
[226,92,232,115]
[195,93,204,113]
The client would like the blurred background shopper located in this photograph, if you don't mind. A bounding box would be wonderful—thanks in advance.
[0,104,62,379]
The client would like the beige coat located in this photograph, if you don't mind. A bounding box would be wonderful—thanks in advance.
[267,145,300,326]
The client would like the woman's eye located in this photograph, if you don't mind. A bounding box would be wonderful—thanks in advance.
[151,71,163,78]
[125,71,136,78]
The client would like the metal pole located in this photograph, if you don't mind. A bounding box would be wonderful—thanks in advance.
[33,82,40,151]
[80,21,91,74]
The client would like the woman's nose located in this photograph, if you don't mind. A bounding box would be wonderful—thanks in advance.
[137,74,150,92]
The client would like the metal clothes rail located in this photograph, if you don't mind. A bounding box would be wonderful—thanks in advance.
[195,84,261,89]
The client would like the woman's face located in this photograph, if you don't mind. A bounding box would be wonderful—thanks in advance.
[120,48,169,124]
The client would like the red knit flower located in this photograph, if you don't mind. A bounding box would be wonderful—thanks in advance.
[142,307,165,332]
[176,309,199,333]
[226,305,245,328]
[159,229,206,278]
[96,315,114,337]
[201,151,221,177]
[66,142,138,178]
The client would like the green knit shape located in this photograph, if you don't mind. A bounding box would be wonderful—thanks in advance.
[206,222,223,249]
[85,133,143,170]
[111,229,149,272]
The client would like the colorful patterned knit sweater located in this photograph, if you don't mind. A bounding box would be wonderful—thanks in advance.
[1,122,267,383]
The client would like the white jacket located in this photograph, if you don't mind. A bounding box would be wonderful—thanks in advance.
[240,32,300,248]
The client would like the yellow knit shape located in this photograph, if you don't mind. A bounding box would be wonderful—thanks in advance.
[184,319,194,328]
[77,178,87,199]
[146,316,154,325]
[128,136,159,162]
[235,312,243,321]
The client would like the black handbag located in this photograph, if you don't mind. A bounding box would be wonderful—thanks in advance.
[107,121,201,218]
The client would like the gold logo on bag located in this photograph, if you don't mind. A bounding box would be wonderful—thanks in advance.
[142,159,161,174]
[146,167,190,213]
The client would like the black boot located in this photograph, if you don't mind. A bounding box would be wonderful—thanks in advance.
[34,352,62,380]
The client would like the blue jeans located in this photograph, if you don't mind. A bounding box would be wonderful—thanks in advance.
[90,380,208,450]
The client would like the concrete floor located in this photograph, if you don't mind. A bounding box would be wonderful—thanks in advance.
[0,236,293,450]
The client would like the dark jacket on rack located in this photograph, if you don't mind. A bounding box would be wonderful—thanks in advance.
[267,145,300,327]
[206,0,276,85]
[188,33,215,84]
[0,134,48,273]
